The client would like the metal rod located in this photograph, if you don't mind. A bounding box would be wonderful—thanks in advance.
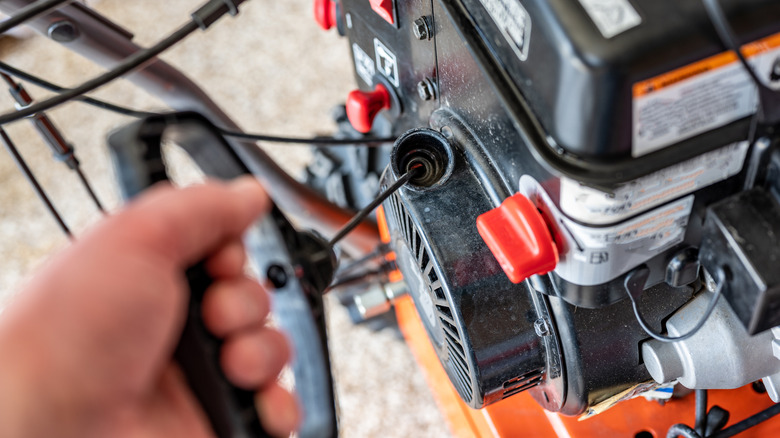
[329,167,420,247]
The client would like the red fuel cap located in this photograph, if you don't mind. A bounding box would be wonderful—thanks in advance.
[476,193,558,284]
[313,0,337,30]
[346,84,391,134]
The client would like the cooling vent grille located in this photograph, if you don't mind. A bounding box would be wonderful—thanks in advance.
[386,192,474,403]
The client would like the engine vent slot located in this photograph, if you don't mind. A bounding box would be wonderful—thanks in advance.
[502,367,545,399]
[386,191,474,403]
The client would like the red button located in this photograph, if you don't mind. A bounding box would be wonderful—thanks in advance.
[369,0,394,25]
[346,84,391,133]
[313,0,337,30]
[476,194,558,284]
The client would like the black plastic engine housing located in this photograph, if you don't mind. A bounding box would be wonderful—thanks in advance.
[341,0,780,415]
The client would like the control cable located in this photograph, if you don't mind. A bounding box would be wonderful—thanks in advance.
[0,62,396,145]
[702,0,780,125]
[0,0,73,35]
[0,0,248,125]
[0,127,71,237]
[1,72,105,213]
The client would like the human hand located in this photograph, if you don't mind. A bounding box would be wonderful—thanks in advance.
[0,177,299,438]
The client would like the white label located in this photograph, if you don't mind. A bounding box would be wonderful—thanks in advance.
[521,177,693,286]
[578,0,641,38]
[560,141,749,225]
[478,0,532,61]
[633,41,780,156]
[374,38,399,87]
[352,43,375,86]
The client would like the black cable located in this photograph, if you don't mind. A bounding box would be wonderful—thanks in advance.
[626,267,726,343]
[0,128,71,238]
[336,243,388,277]
[709,403,780,438]
[0,0,247,125]
[704,405,730,436]
[0,63,396,145]
[701,0,780,124]
[75,166,105,212]
[0,20,198,125]
[695,390,708,437]
[2,72,106,213]
[701,0,765,90]
[329,263,394,290]
[0,0,72,35]
[670,394,731,438]
[221,129,396,145]
[0,61,159,117]
[328,166,421,247]
[667,423,702,438]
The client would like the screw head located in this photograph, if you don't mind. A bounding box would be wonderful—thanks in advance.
[534,318,551,337]
[48,20,79,42]
[417,79,434,101]
[412,17,429,40]
[266,264,288,289]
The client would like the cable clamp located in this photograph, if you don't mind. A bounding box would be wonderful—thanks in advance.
[191,0,247,30]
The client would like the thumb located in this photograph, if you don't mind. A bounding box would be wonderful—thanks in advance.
[111,177,270,267]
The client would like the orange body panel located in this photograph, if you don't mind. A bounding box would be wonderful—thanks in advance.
[395,296,780,438]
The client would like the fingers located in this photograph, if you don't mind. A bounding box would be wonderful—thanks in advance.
[257,383,300,438]
[205,240,247,279]
[107,176,270,268]
[201,276,270,338]
[203,277,298,437]
[220,328,291,390]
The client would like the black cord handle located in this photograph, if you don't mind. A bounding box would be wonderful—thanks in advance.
[174,264,269,438]
[107,111,338,438]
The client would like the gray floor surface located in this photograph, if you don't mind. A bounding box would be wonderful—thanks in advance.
[0,1,452,436]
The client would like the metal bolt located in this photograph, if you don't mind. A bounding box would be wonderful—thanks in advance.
[417,78,435,101]
[534,318,551,337]
[48,20,79,42]
[412,16,432,40]
[266,264,288,289]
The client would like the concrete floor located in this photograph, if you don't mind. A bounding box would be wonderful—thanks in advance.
[0,0,451,436]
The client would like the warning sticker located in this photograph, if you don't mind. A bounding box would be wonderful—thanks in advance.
[578,0,642,39]
[352,43,375,86]
[560,141,749,225]
[633,32,780,157]
[478,0,532,61]
[521,177,693,286]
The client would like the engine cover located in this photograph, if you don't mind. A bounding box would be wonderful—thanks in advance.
[346,0,780,416]
[381,126,694,414]
[381,138,565,409]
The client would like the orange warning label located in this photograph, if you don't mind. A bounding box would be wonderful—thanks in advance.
[634,32,780,97]
[632,31,780,157]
